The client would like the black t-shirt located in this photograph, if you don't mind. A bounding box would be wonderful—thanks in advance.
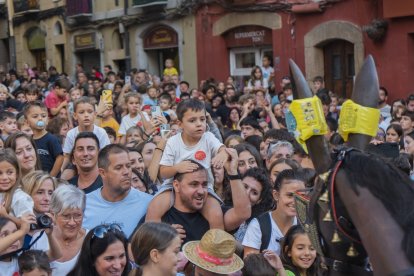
[34,132,63,173]
[162,207,209,245]
[68,174,103,194]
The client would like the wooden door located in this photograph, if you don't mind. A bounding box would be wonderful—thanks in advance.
[33,50,46,72]
[324,40,354,99]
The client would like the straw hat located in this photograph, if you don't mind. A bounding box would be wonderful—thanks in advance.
[182,229,244,274]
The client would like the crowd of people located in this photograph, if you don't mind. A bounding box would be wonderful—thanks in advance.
[0,56,412,276]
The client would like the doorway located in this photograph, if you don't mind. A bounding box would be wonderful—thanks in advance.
[323,40,355,99]
[146,47,179,77]
[77,50,100,74]
[33,49,46,72]
[56,44,65,73]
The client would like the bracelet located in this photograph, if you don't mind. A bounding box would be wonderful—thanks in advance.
[228,173,241,180]
[155,148,164,152]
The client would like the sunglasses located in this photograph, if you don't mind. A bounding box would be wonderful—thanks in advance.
[92,224,123,239]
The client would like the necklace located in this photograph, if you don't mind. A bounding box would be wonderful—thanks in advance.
[60,231,82,247]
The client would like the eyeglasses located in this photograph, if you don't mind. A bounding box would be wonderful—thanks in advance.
[92,224,123,239]
[59,213,83,223]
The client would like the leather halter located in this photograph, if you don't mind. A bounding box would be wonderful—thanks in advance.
[329,147,362,245]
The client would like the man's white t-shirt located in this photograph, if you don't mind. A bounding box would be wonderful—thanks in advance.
[160,131,223,187]
[63,125,111,154]
[242,212,297,255]
[119,113,150,135]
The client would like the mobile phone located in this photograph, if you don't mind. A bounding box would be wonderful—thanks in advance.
[101,90,113,105]
[151,106,162,118]
[160,124,170,138]
[125,76,131,85]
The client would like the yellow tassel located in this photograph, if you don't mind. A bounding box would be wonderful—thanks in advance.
[347,244,359,257]
[323,211,332,222]
[319,190,329,202]
[331,230,341,243]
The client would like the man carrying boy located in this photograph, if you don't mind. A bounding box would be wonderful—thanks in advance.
[0,111,17,140]
[146,99,229,230]
[158,148,250,243]
[45,78,71,117]
[23,101,63,176]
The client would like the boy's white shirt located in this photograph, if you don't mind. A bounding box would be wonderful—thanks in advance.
[159,131,223,187]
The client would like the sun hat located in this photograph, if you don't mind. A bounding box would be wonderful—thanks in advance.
[182,229,244,274]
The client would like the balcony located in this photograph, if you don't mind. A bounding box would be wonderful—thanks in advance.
[13,0,40,14]
[133,0,167,8]
[66,0,92,20]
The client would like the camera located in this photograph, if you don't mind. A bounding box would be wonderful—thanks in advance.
[30,214,52,230]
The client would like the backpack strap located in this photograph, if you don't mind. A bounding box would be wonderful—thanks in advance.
[257,213,271,252]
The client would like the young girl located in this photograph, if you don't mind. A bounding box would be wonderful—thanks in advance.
[243,169,305,256]
[119,92,151,144]
[386,123,403,144]
[246,66,267,93]
[280,225,319,276]
[125,126,144,145]
[0,215,36,275]
[130,222,181,276]
[231,167,275,242]
[68,88,82,122]
[18,250,52,276]
[0,148,34,218]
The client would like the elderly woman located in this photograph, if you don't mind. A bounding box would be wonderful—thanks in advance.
[50,184,87,276]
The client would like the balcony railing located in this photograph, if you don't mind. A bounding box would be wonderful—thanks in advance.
[66,0,92,17]
[133,0,167,8]
[13,0,39,14]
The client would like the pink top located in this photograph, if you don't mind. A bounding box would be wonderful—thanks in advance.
[45,91,66,116]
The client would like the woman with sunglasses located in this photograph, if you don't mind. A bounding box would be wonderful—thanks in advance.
[68,224,131,276]
[49,185,87,275]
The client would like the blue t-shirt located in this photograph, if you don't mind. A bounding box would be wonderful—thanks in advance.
[34,132,63,173]
[83,188,152,238]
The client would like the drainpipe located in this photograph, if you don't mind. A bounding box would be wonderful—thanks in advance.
[6,0,16,70]
[123,0,131,75]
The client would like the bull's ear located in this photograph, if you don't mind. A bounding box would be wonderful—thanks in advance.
[289,59,313,99]
[348,55,379,150]
[289,59,331,174]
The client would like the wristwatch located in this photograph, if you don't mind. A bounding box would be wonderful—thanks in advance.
[228,173,242,180]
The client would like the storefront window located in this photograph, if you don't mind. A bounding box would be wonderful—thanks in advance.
[230,47,272,76]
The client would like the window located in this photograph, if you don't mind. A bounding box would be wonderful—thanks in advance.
[229,47,272,76]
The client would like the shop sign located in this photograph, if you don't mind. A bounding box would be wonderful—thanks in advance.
[144,26,178,49]
[225,26,272,47]
[74,33,96,50]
